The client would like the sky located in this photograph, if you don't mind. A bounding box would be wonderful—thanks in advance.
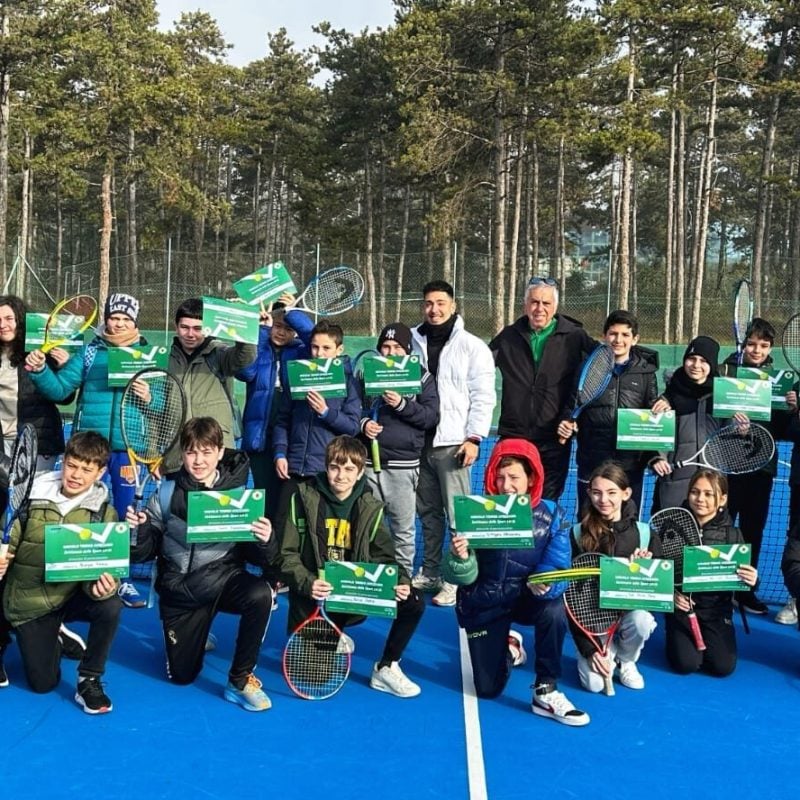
[155,0,397,65]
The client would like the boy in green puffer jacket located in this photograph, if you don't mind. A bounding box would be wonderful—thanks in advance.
[0,431,121,714]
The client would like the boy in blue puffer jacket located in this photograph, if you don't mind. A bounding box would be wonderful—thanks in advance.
[443,438,589,726]
[237,293,314,520]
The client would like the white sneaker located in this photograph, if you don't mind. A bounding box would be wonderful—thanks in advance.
[775,597,797,625]
[411,571,442,593]
[615,659,645,690]
[508,629,527,667]
[531,683,590,726]
[336,632,355,655]
[432,581,457,607]
[370,661,421,698]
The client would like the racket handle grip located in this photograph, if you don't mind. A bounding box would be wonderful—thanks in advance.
[0,542,9,559]
[688,612,707,651]
[603,669,615,697]
[371,439,382,473]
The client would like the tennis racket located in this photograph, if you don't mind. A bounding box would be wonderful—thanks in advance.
[673,421,774,474]
[649,507,706,651]
[526,566,601,585]
[781,313,800,373]
[295,267,365,316]
[0,424,38,559]
[120,368,187,512]
[559,344,615,444]
[283,599,351,700]
[732,278,753,366]
[353,349,383,480]
[564,552,622,696]
[40,294,98,353]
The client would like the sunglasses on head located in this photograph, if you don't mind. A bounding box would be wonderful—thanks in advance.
[528,276,557,287]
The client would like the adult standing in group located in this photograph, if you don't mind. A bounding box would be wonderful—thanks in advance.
[163,298,257,475]
[410,281,495,608]
[490,277,595,502]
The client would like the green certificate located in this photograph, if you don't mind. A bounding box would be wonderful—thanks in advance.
[712,377,772,421]
[286,357,347,398]
[616,409,676,450]
[738,366,796,411]
[232,261,298,306]
[682,544,751,592]
[186,488,264,543]
[362,354,422,396]
[25,312,86,349]
[599,557,674,612]
[324,561,398,618]
[201,296,260,344]
[453,494,533,548]
[44,522,130,582]
[107,345,169,386]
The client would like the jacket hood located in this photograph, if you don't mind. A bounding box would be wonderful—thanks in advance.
[484,438,544,507]
[29,470,110,511]
[631,345,659,371]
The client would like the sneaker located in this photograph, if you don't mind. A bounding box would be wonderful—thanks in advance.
[58,625,86,661]
[224,674,272,712]
[118,581,146,609]
[0,650,8,688]
[776,598,797,625]
[411,571,442,593]
[204,632,217,652]
[370,661,421,698]
[508,629,527,667]
[615,659,645,690]
[75,676,113,714]
[336,632,355,655]
[532,683,590,726]
[432,582,457,607]
[734,592,768,615]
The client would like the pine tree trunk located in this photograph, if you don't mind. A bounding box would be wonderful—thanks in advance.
[395,184,410,320]
[99,160,113,310]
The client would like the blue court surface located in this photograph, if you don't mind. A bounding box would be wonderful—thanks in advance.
[3,590,799,800]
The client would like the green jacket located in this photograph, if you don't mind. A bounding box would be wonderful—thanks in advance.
[163,336,256,472]
[3,476,118,627]
[279,478,405,631]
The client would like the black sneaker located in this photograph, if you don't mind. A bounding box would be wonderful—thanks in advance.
[0,650,8,688]
[75,676,113,714]
[734,592,768,615]
[58,625,87,660]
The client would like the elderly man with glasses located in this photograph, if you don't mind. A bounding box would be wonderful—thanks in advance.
[490,278,595,501]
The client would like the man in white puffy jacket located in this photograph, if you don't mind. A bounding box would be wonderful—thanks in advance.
[410,281,496,607]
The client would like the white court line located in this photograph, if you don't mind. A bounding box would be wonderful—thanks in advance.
[459,627,488,800]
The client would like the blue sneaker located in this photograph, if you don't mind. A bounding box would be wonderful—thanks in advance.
[118,581,146,609]
[224,674,272,712]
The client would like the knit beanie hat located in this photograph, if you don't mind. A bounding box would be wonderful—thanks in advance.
[683,335,719,374]
[104,293,140,325]
[377,322,413,354]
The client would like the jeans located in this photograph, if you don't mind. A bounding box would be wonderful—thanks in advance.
[416,445,471,578]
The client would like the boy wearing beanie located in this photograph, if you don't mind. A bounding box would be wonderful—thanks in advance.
[359,322,439,576]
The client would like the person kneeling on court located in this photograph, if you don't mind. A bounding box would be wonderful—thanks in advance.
[126,417,276,711]
[0,431,122,714]
[442,439,590,726]
[279,435,425,697]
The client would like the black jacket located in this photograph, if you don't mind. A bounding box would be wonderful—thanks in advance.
[576,346,659,480]
[17,363,68,456]
[490,314,596,443]
[359,370,439,468]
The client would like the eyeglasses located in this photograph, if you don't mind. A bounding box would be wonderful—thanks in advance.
[528,276,557,287]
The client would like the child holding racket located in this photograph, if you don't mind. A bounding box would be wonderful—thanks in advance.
[126,417,277,711]
[0,431,122,713]
[570,462,661,692]
[279,435,425,698]
[442,438,590,726]
[358,322,439,577]
[666,469,758,676]
[25,293,151,608]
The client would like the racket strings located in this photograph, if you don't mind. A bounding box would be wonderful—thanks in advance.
[47,296,96,339]
[284,619,349,697]
[649,508,700,571]
[733,285,752,335]
[121,375,185,461]
[782,314,800,370]
[577,347,614,403]
[705,425,774,473]
[7,427,37,516]
[305,270,364,314]
[564,553,618,634]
